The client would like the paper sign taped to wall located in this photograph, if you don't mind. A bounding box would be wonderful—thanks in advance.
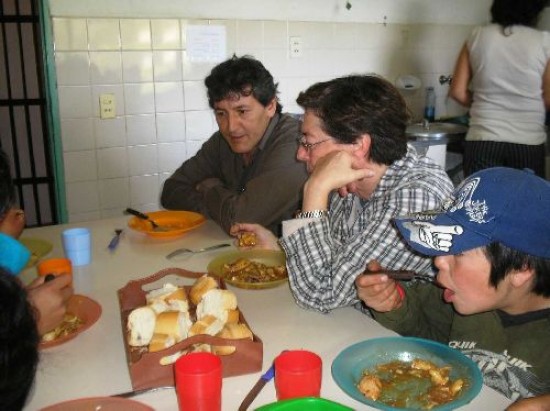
[186,25,226,62]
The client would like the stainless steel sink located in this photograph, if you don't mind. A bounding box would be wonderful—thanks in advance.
[406,122,468,144]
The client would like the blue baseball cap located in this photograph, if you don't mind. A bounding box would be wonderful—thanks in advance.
[394,167,550,259]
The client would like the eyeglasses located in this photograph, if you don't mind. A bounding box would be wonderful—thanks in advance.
[296,138,330,152]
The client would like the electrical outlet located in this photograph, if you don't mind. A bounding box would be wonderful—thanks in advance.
[99,93,116,119]
[289,36,302,58]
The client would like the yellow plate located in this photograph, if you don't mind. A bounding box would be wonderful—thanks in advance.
[127,210,206,238]
[207,249,288,289]
[20,237,53,267]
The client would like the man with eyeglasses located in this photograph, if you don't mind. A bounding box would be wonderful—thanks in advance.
[231,75,454,314]
[161,55,308,235]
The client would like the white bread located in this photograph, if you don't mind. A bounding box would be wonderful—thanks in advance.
[159,350,185,366]
[196,289,237,322]
[148,333,176,353]
[189,314,225,337]
[146,284,189,313]
[128,306,156,347]
[154,311,192,342]
[226,309,240,324]
[213,323,253,355]
[189,275,218,306]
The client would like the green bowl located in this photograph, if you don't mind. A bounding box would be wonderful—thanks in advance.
[255,397,353,411]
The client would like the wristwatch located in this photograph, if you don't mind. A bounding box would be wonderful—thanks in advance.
[294,210,329,219]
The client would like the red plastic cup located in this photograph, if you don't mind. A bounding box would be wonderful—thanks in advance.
[174,352,222,411]
[275,350,322,400]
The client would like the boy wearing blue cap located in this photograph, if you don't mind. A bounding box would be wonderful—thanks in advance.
[356,167,550,408]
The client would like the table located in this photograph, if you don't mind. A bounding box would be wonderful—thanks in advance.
[20,216,512,410]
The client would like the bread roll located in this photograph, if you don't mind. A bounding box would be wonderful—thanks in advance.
[196,289,237,322]
[128,306,156,346]
[190,275,218,306]
[226,309,240,324]
[213,323,253,355]
[146,283,189,313]
[154,311,192,342]
[189,314,224,337]
[148,333,176,353]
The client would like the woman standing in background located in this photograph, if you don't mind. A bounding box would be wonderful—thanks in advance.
[449,0,550,178]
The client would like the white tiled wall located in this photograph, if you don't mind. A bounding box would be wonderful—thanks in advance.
[53,17,473,222]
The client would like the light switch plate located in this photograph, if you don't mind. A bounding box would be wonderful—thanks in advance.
[289,36,302,58]
[99,93,116,119]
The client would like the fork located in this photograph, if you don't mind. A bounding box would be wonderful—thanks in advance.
[166,243,231,259]
[364,270,435,282]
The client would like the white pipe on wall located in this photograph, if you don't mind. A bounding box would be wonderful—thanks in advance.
[48,0,491,25]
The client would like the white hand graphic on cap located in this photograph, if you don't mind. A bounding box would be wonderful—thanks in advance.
[403,221,463,252]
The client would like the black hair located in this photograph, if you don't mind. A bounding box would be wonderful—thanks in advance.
[490,0,548,28]
[0,148,15,218]
[204,55,282,113]
[0,268,39,411]
[484,242,550,296]
[296,74,409,165]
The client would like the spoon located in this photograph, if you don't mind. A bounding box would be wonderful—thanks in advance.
[124,208,170,231]
[166,243,231,259]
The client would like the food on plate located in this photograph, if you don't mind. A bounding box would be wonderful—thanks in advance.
[357,358,465,409]
[238,232,257,247]
[221,258,287,283]
[41,313,84,342]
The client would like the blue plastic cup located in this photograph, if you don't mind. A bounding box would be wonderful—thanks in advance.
[62,227,91,266]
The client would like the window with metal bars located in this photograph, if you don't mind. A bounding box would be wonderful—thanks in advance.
[0,0,57,227]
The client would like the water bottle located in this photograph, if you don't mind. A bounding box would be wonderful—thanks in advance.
[424,87,436,122]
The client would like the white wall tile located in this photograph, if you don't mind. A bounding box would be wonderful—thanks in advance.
[128,144,159,176]
[156,112,185,143]
[98,177,130,208]
[66,181,100,214]
[237,20,263,49]
[186,140,204,158]
[155,82,184,112]
[89,51,123,84]
[58,86,93,118]
[88,19,121,50]
[61,118,95,152]
[124,83,155,114]
[55,52,90,86]
[263,21,287,49]
[153,50,183,82]
[97,147,128,178]
[158,142,186,173]
[185,110,216,141]
[127,114,156,145]
[120,19,152,50]
[152,19,181,50]
[63,150,97,182]
[122,51,154,83]
[183,80,208,111]
[53,18,88,51]
[130,175,160,206]
[94,117,126,148]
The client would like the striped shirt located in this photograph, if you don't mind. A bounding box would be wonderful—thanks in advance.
[280,146,454,314]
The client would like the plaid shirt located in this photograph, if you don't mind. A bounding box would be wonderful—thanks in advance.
[280,146,454,314]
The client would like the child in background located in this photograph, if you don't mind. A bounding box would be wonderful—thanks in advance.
[0,148,73,335]
[356,167,550,409]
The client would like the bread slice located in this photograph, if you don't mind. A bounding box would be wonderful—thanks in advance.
[189,275,218,306]
[196,289,237,322]
[189,314,225,337]
[128,306,156,347]
[146,283,189,313]
[214,323,254,355]
[148,332,176,353]
[154,311,192,342]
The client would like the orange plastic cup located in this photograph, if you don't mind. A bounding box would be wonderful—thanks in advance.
[37,257,73,283]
